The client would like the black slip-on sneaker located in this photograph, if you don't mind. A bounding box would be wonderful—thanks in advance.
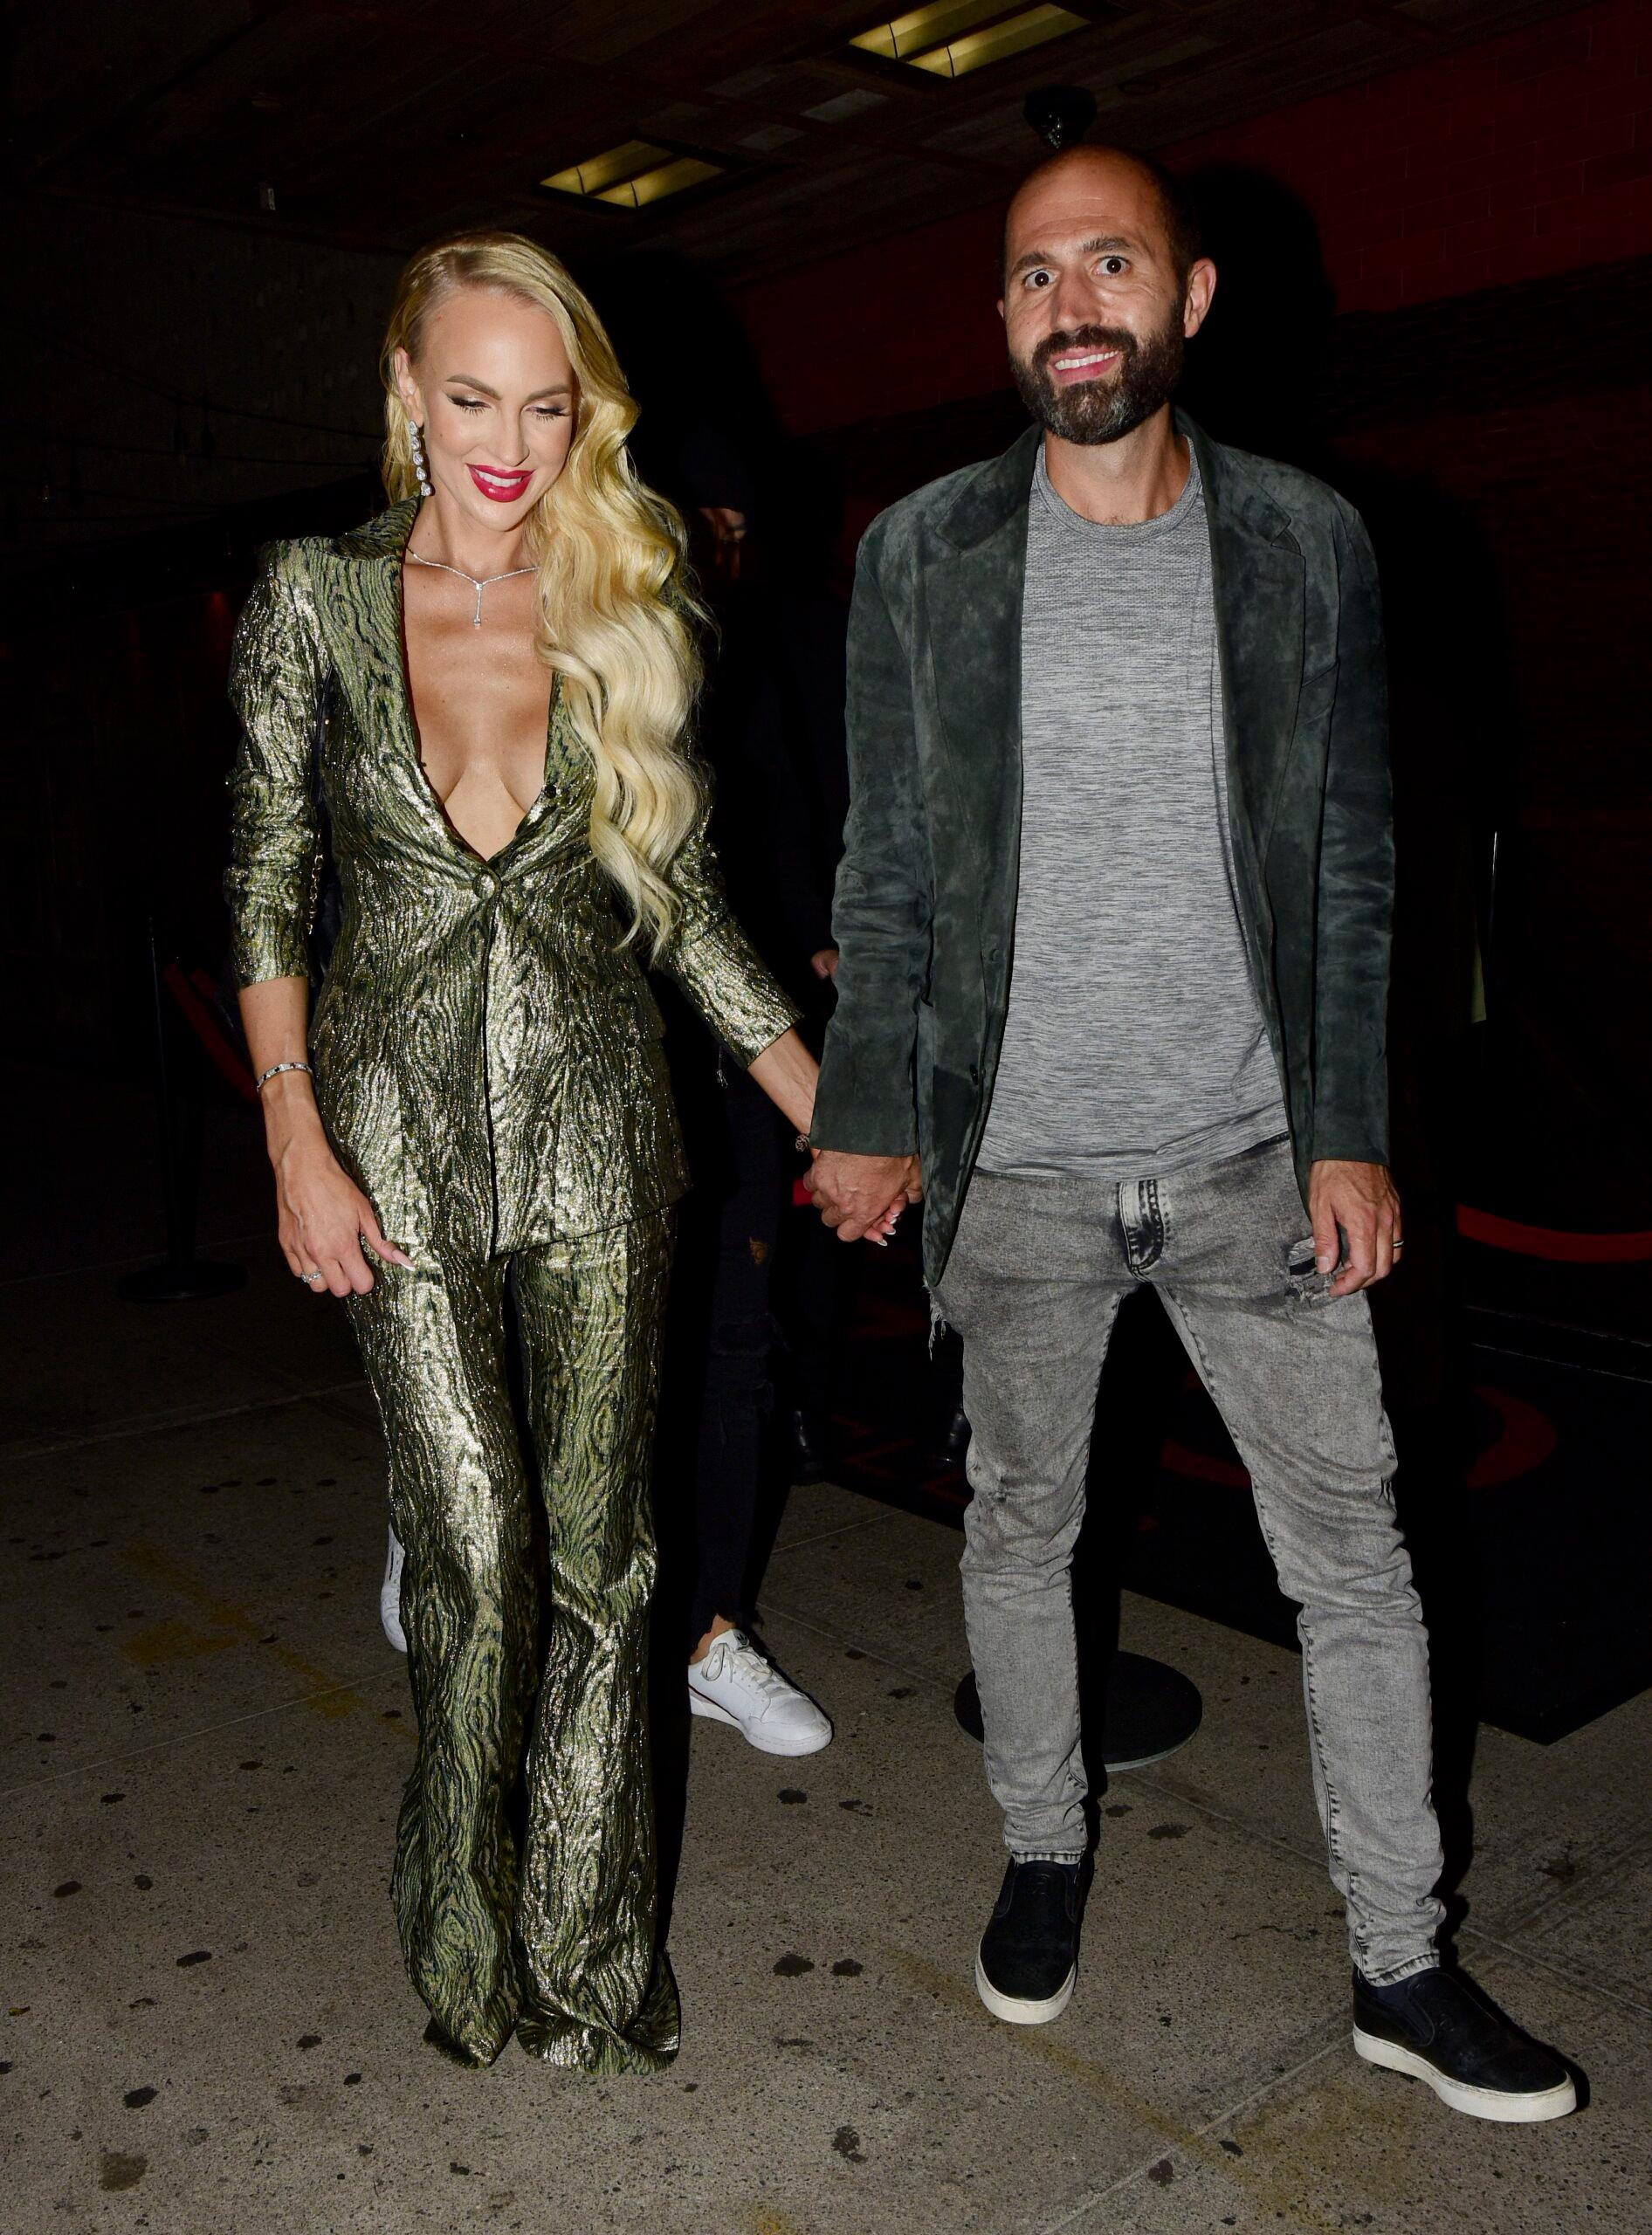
[1353,1965,1578,2122]
[974,1857,1086,2025]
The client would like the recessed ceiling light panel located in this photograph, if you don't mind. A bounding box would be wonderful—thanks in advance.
[540,140,725,208]
[850,1,1088,79]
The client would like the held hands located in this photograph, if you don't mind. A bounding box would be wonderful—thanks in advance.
[804,1149,924,1247]
[1309,1159,1402,1297]
[743,1030,908,1244]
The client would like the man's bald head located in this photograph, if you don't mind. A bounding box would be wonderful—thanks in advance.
[1003,146,1201,287]
[998,143,1215,449]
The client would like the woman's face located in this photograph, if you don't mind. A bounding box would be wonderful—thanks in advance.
[395,285,578,529]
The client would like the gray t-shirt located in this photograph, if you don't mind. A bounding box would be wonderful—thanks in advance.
[976,445,1288,1180]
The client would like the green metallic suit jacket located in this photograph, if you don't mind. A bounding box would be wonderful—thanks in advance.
[225,498,799,1259]
[810,412,1395,1288]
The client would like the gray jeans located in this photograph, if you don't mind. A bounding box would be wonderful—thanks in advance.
[933,1138,1444,1984]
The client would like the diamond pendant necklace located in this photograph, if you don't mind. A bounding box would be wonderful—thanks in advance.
[406,547,534,628]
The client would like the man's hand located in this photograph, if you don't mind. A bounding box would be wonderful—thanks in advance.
[1309,1159,1402,1296]
[806,1150,922,1245]
[809,946,840,981]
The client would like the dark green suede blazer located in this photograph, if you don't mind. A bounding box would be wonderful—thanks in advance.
[809,410,1394,1287]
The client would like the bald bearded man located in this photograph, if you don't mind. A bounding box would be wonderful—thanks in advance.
[805,146,1576,2124]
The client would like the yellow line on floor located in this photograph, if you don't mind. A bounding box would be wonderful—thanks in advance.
[9,1378,368,1461]
[120,1539,401,1729]
[881,1941,1356,2234]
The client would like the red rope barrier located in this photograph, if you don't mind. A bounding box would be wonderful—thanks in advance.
[162,962,258,1104]
[1456,1204,1652,1264]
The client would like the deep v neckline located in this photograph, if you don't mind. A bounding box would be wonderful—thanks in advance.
[393,534,559,868]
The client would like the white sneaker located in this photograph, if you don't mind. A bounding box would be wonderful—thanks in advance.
[688,1631,832,1756]
[381,1525,407,1654]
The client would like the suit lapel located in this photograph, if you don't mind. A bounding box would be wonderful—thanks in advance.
[329,499,477,856]
[925,429,1038,932]
[330,499,421,761]
[1191,416,1304,869]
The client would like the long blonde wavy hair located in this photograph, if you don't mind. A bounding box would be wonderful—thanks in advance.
[380,230,706,954]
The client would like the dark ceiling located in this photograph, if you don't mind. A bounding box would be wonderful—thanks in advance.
[22,0,1584,287]
[12,0,1587,572]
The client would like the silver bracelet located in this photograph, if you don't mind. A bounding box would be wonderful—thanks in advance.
[256,1060,314,1092]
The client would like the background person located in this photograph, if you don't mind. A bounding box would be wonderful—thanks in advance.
[657,432,850,1755]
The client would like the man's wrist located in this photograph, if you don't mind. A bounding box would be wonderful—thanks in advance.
[811,1138,918,1163]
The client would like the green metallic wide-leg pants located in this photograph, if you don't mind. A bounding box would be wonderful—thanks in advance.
[348,1212,680,2073]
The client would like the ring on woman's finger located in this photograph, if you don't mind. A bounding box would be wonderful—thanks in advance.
[297,1269,326,1289]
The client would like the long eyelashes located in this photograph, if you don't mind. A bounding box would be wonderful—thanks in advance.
[447,397,568,419]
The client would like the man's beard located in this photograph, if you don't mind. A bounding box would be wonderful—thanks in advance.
[1010,306,1185,444]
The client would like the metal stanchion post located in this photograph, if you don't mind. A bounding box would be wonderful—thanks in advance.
[117,916,244,1303]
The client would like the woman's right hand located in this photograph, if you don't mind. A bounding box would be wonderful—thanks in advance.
[265,1087,413,1296]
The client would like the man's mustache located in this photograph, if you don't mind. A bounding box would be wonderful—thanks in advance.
[1032,326,1137,373]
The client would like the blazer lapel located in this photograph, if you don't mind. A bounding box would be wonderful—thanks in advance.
[925,427,1039,946]
[1188,415,1304,871]
[328,499,436,811]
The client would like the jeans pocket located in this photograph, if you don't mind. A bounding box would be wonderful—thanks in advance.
[1284,1234,1337,1305]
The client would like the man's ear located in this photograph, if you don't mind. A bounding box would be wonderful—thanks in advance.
[997,298,1006,325]
[1184,257,1218,339]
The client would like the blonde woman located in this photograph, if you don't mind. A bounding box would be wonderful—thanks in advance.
[226,232,847,2072]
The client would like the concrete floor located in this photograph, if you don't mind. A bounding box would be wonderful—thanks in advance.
[4,1070,1650,2233]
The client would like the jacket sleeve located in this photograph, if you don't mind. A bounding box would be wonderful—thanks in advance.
[808,524,930,1158]
[1310,499,1394,1167]
[660,784,802,1067]
[224,540,327,988]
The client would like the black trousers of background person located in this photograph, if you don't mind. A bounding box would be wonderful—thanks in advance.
[663,1051,785,1646]
[775,1165,843,1435]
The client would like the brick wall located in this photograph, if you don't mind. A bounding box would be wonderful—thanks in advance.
[730,0,1652,437]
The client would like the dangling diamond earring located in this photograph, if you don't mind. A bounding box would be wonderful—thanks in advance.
[410,420,432,498]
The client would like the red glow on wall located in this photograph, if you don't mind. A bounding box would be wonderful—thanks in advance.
[730,0,1652,438]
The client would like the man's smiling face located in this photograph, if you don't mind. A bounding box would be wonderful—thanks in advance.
[1000,151,1211,446]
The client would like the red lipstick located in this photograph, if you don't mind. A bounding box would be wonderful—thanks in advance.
[468,464,535,504]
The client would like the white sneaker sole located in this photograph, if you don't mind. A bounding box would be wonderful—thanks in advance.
[381,1528,406,1654]
[1353,2026,1577,2122]
[974,1946,1076,2026]
[687,1685,832,1757]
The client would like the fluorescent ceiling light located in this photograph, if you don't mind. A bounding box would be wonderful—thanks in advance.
[850,2,1088,78]
[541,141,724,207]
